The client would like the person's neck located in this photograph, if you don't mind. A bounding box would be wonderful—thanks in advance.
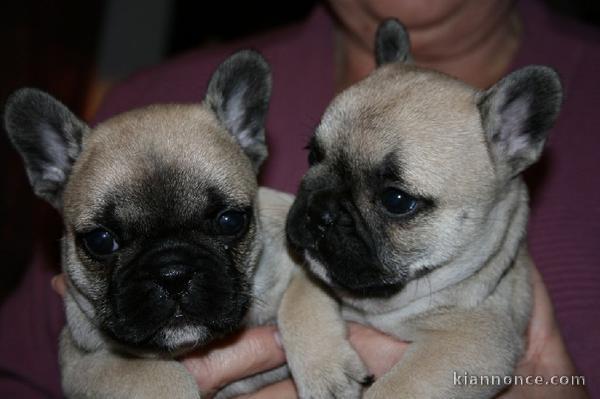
[334,5,522,92]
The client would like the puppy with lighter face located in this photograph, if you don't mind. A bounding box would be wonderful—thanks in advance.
[279,20,562,398]
[5,51,297,398]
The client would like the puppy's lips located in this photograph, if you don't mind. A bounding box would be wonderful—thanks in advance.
[301,250,330,282]
[106,309,210,353]
[106,293,203,343]
[304,250,406,297]
[108,258,250,342]
[332,277,405,297]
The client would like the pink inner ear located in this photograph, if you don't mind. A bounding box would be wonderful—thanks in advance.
[223,82,252,144]
[499,93,533,157]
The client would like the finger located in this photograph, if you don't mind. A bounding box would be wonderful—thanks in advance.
[523,264,559,361]
[519,265,579,375]
[348,323,409,378]
[236,379,297,399]
[51,273,67,296]
[181,326,286,393]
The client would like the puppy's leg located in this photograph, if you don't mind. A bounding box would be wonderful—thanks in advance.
[364,310,523,399]
[278,272,371,399]
[60,328,201,399]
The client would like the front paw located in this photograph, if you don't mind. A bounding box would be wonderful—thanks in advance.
[291,343,372,399]
[62,351,201,399]
[120,363,201,399]
[115,379,201,399]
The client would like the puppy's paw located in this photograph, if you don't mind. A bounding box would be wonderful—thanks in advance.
[64,355,201,399]
[292,342,371,399]
[362,384,391,399]
[125,381,201,399]
[106,360,201,399]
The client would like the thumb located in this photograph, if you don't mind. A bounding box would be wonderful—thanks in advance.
[51,273,67,296]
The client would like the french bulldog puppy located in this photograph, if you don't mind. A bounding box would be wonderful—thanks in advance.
[4,50,297,399]
[280,20,562,399]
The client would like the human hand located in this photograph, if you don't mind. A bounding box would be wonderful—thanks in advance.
[181,326,288,398]
[179,323,408,399]
[51,273,67,295]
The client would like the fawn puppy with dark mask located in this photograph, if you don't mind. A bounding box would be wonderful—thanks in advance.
[280,19,562,399]
[5,50,298,399]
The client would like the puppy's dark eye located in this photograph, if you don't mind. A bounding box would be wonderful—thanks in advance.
[82,229,119,257]
[217,210,248,235]
[381,188,418,215]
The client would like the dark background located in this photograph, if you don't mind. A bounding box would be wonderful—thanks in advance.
[0,0,599,302]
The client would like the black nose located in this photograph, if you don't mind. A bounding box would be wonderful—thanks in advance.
[156,264,192,294]
[308,190,338,230]
[318,209,335,226]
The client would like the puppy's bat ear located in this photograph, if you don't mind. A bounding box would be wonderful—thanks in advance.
[3,88,89,209]
[477,66,562,176]
[375,19,412,66]
[205,50,271,173]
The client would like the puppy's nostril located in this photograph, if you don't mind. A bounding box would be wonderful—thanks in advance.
[308,204,337,231]
[156,264,192,294]
[319,209,335,226]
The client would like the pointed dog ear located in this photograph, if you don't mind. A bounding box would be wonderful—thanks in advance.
[477,66,562,176]
[375,19,412,66]
[4,88,89,209]
[205,50,272,173]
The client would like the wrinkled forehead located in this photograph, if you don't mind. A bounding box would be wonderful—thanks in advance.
[63,104,256,228]
[317,66,494,197]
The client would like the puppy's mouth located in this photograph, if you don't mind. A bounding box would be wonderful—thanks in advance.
[287,193,406,298]
[303,250,406,298]
[104,296,250,354]
[103,265,251,353]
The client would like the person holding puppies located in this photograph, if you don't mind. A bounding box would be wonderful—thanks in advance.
[1,0,597,397]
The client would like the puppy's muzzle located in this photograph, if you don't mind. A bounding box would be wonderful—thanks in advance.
[287,187,356,251]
